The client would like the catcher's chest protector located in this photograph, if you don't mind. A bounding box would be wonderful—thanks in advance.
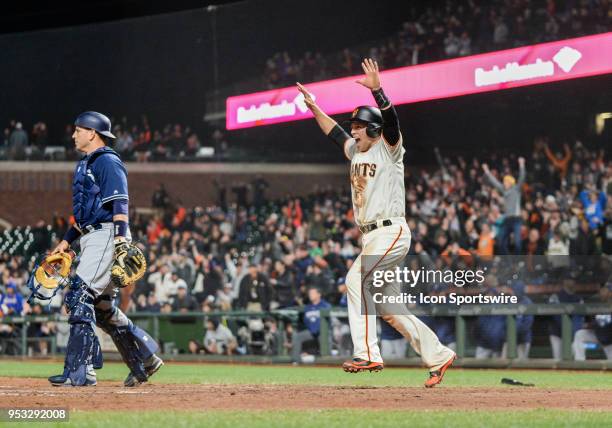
[72,147,119,226]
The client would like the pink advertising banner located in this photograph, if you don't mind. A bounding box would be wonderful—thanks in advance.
[226,32,612,130]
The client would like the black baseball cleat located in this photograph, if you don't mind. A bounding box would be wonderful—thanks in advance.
[124,355,164,387]
[342,358,384,373]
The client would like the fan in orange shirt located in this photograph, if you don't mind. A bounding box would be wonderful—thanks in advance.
[544,142,572,179]
[172,203,186,227]
[477,223,495,259]
[441,242,473,266]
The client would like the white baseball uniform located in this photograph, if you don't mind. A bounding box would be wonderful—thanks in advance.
[344,135,454,369]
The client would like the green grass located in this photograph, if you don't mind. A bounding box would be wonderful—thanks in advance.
[1,360,611,389]
[8,410,612,428]
[2,361,611,427]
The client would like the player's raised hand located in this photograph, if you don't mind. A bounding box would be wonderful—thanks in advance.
[356,58,381,90]
[296,82,317,110]
[297,82,337,134]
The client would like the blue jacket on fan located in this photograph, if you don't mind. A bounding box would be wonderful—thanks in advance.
[303,299,331,336]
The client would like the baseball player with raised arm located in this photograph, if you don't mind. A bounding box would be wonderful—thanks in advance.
[297,59,456,387]
[48,111,163,387]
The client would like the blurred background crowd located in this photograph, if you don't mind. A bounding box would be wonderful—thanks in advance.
[1,137,610,359]
[2,118,229,162]
[263,0,610,87]
[1,0,610,362]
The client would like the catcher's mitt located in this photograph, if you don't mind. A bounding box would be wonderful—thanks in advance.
[111,241,147,288]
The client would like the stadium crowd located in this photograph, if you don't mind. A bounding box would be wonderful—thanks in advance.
[2,118,229,163]
[263,0,612,88]
[1,138,611,359]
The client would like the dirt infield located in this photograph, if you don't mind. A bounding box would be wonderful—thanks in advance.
[1,378,611,411]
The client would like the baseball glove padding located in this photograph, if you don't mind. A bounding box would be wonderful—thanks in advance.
[110,242,147,288]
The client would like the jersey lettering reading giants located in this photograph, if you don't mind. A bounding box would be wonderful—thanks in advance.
[344,135,405,226]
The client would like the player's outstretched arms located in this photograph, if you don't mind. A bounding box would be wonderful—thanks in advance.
[296,82,351,149]
[357,58,401,146]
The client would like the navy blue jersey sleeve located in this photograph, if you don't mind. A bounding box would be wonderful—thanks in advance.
[93,154,129,204]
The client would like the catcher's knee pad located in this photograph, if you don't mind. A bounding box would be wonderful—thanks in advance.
[93,290,115,311]
[94,294,129,330]
[64,276,96,324]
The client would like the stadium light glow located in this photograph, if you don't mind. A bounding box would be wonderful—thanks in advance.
[595,112,612,135]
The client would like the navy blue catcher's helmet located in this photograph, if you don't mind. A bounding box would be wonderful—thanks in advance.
[74,111,116,139]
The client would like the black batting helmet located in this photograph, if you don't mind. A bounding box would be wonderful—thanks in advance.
[74,111,116,139]
[348,106,383,138]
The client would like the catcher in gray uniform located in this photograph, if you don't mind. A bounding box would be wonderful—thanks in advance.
[44,111,163,387]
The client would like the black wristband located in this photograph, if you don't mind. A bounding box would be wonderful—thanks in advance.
[372,87,391,109]
[114,220,128,238]
[327,124,351,147]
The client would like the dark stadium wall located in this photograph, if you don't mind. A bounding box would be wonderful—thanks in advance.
[0,9,211,132]
[0,164,348,225]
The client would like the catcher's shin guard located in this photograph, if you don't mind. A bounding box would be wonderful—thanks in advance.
[129,324,159,360]
[96,301,159,359]
[65,323,103,385]
[95,304,154,382]
[62,277,103,386]
[109,321,148,382]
